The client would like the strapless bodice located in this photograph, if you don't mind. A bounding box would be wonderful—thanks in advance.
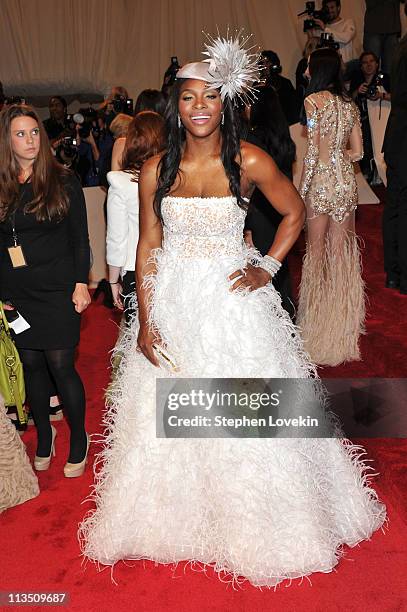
[161,196,246,259]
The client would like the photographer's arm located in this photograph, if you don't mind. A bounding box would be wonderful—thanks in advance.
[84,131,100,162]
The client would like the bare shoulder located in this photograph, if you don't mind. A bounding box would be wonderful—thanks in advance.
[140,153,163,187]
[305,91,333,112]
[240,140,278,186]
[240,140,270,169]
[141,153,162,175]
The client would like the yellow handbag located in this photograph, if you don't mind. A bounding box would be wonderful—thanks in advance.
[0,302,27,425]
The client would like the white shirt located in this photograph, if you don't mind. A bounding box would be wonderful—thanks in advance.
[325,18,356,63]
[106,170,139,274]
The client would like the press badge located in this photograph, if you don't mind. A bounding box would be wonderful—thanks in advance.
[9,211,28,268]
[8,244,27,268]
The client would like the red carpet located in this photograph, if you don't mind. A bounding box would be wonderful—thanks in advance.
[1,201,406,612]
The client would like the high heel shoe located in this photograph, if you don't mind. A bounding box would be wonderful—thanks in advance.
[63,434,90,478]
[34,425,57,471]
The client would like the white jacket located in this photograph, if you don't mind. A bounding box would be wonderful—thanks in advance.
[106,170,139,274]
[325,18,356,64]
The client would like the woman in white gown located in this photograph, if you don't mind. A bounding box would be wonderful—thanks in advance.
[80,36,385,587]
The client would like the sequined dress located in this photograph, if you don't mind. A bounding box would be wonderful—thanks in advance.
[79,196,385,587]
[297,91,365,366]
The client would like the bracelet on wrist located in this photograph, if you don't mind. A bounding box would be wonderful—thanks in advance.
[258,255,282,279]
[109,281,120,285]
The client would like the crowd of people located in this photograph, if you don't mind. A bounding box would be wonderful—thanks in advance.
[1,0,406,589]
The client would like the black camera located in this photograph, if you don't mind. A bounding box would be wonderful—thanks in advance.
[299,1,329,32]
[164,56,180,87]
[59,136,78,159]
[317,32,340,51]
[75,107,100,139]
[112,95,133,115]
[56,136,78,164]
[367,73,384,98]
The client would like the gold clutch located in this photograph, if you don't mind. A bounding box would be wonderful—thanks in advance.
[152,344,180,373]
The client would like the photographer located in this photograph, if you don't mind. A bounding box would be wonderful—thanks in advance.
[43,96,70,148]
[350,51,391,182]
[260,50,300,124]
[312,0,356,64]
[99,86,133,127]
[74,109,101,186]
[94,110,114,186]
[55,109,101,187]
[161,57,180,98]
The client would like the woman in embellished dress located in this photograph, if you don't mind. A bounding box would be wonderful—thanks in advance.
[80,36,385,587]
[0,393,39,513]
[297,48,365,366]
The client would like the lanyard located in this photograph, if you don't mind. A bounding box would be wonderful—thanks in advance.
[10,211,19,247]
[10,177,30,246]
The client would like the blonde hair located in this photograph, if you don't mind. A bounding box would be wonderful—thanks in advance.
[109,113,132,138]
[304,37,319,58]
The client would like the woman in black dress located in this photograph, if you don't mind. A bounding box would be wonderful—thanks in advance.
[0,104,91,477]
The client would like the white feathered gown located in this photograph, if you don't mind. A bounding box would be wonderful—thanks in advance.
[80,196,385,587]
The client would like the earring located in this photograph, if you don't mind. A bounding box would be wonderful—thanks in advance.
[177,114,182,128]
[221,112,225,126]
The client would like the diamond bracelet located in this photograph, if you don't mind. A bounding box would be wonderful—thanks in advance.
[258,255,282,279]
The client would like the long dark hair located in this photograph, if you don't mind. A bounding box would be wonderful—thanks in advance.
[300,48,350,124]
[0,104,69,221]
[249,87,295,179]
[134,90,167,117]
[154,79,243,220]
[121,111,165,178]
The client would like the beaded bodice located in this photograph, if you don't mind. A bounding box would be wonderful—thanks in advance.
[161,196,246,259]
[299,92,363,223]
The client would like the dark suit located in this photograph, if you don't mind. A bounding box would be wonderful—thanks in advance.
[383,34,407,288]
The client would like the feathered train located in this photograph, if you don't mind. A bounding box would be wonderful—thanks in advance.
[79,196,385,587]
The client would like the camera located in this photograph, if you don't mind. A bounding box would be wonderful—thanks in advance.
[298,1,329,32]
[60,136,78,158]
[75,107,100,139]
[164,56,180,87]
[112,95,133,115]
[367,73,384,98]
[317,32,340,51]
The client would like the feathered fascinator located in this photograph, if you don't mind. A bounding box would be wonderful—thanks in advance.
[176,31,261,104]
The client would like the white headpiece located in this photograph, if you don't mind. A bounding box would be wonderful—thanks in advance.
[176,31,261,104]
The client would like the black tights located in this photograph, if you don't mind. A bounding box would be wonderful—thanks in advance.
[20,348,87,463]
